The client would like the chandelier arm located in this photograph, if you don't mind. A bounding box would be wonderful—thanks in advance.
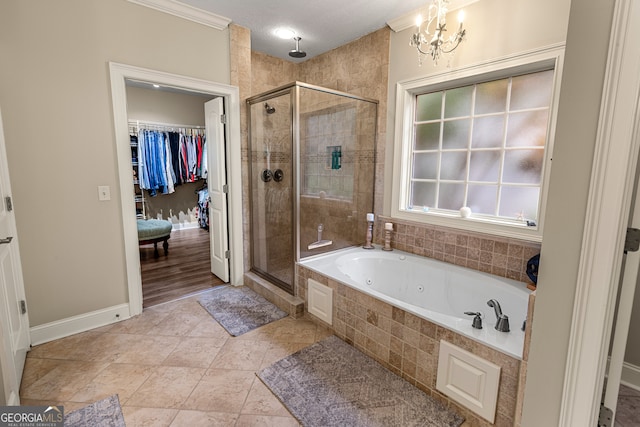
[440,41,462,54]
[415,44,433,56]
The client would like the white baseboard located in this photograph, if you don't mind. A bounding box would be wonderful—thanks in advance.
[7,391,19,406]
[29,303,131,346]
[622,362,640,391]
[171,222,200,231]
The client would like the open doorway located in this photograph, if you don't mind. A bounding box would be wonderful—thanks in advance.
[125,81,226,307]
[109,62,244,318]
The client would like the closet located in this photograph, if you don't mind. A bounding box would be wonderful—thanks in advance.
[126,81,225,307]
[129,121,209,228]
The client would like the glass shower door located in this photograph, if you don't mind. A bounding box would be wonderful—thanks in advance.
[249,92,294,293]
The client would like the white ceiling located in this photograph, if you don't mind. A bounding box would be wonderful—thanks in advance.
[176,0,469,62]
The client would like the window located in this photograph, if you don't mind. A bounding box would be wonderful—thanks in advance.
[392,49,563,241]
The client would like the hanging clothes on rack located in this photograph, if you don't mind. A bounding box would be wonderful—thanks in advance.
[137,129,174,196]
[132,122,207,197]
[167,131,182,186]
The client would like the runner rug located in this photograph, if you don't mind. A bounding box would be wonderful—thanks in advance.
[258,335,465,427]
[198,286,288,336]
[64,394,126,427]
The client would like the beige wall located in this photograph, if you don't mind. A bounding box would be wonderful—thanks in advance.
[0,0,230,326]
[522,1,615,425]
[126,85,213,126]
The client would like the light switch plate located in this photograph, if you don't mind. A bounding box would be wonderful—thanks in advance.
[98,185,111,201]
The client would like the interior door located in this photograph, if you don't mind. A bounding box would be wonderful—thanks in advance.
[205,98,229,282]
[603,147,640,421]
[0,108,30,405]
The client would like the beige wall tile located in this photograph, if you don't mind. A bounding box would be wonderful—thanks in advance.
[298,264,522,427]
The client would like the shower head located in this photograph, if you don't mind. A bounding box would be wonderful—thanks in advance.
[289,37,307,58]
[264,103,276,114]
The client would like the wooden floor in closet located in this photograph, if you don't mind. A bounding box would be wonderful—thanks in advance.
[140,227,225,308]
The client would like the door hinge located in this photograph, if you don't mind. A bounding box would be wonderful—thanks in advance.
[598,403,613,427]
[220,114,226,124]
[5,196,12,212]
[19,300,27,315]
[222,184,229,194]
[624,227,640,253]
[224,250,230,259]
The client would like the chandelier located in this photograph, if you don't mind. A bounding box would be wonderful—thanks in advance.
[410,0,466,66]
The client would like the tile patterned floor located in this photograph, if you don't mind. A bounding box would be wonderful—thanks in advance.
[22,287,638,427]
[20,290,333,426]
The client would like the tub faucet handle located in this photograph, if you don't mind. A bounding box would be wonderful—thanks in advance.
[464,311,483,329]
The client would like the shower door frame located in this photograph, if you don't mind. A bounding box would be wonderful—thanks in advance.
[247,86,299,294]
[247,81,378,295]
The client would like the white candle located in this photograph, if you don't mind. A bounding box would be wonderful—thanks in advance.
[385,222,393,231]
[366,213,374,222]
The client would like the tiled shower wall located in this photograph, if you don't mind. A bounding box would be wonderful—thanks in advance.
[298,90,377,258]
[247,29,390,268]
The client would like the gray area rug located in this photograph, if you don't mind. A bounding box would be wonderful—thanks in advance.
[198,286,288,336]
[258,335,465,427]
[64,394,126,427]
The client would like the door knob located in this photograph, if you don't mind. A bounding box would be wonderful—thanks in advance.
[0,236,13,244]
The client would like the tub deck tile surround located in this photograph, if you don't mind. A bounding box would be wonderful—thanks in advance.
[297,264,525,427]
[376,216,541,284]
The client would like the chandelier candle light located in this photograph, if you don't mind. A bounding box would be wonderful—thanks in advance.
[410,0,466,66]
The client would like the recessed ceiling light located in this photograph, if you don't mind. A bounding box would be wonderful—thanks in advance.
[152,84,160,88]
[274,28,296,40]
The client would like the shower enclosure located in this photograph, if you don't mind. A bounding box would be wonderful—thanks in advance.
[248,82,377,294]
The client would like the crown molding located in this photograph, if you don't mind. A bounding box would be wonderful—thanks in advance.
[387,0,480,32]
[127,0,231,30]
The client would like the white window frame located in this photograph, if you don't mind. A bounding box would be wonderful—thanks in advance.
[391,44,565,242]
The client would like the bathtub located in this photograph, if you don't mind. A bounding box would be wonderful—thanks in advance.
[299,245,531,358]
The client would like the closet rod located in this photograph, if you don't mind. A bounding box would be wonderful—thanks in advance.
[128,119,205,130]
